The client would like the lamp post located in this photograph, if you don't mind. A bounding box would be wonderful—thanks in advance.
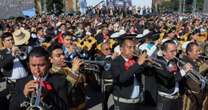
[179,0,183,13]
[203,0,208,13]
[192,0,197,14]
[182,0,185,13]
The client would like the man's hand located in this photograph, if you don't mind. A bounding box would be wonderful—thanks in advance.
[71,57,84,72]
[183,63,193,73]
[137,52,148,65]
[11,46,20,56]
[23,80,38,97]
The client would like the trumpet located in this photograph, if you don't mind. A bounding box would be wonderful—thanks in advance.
[15,50,27,60]
[26,82,44,110]
[174,56,208,86]
[21,79,51,110]
[65,59,110,72]
[12,46,27,60]
[133,50,163,70]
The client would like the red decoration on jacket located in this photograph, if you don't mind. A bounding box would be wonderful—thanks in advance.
[124,59,136,71]
[39,80,53,91]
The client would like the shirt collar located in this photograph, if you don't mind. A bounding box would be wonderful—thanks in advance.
[33,73,48,81]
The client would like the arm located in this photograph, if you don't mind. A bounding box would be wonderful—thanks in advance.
[155,68,176,87]
[9,79,28,110]
[0,53,14,68]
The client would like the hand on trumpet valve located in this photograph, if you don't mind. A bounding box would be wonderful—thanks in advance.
[137,51,148,65]
[11,46,20,56]
[72,57,84,72]
[23,80,38,97]
[183,63,193,73]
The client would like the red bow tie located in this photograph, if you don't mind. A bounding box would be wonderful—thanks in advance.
[167,63,178,74]
[39,80,53,91]
[124,59,136,71]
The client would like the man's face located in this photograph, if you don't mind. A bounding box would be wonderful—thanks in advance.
[101,44,112,56]
[168,31,176,39]
[188,45,200,60]
[102,27,109,35]
[50,48,66,67]
[121,40,135,59]
[163,43,177,61]
[37,29,44,37]
[63,36,74,49]
[60,24,66,32]
[29,56,49,78]
[2,36,14,49]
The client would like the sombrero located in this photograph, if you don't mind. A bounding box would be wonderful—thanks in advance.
[13,28,30,46]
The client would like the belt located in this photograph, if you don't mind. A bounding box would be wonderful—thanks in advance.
[113,95,143,104]
[158,91,179,99]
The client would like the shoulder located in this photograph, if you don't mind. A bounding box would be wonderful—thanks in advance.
[15,76,32,87]
[112,55,123,63]
[48,73,66,80]
[0,48,7,54]
[47,74,67,84]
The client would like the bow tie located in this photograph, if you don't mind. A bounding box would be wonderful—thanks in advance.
[38,80,53,92]
[124,59,136,71]
[166,63,178,74]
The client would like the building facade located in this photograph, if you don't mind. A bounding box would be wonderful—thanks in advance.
[0,0,34,18]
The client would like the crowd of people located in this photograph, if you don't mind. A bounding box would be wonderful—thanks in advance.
[0,7,208,110]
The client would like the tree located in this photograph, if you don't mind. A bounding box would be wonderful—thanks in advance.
[46,0,64,15]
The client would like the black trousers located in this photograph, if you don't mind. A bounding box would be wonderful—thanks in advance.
[102,85,112,110]
[157,96,182,110]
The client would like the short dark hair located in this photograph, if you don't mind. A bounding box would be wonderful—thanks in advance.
[186,42,198,54]
[36,27,43,33]
[47,44,63,57]
[120,38,133,48]
[29,46,49,60]
[1,32,13,41]
[161,40,176,51]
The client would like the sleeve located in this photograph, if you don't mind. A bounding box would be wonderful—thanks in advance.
[0,52,14,68]
[9,79,28,110]
[44,78,68,110]
[155,68,176,87]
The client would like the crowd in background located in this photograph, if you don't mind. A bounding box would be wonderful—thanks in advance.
[1,6,208,110]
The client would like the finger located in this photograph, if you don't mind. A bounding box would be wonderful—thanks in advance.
[26,88,36,93]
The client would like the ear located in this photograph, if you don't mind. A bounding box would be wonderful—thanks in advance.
[49,57,53,63]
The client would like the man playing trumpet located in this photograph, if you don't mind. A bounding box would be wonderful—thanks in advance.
[48,44,86,110]
[181,42,208,110]
[9,47,68,110]
[111,38,148,110]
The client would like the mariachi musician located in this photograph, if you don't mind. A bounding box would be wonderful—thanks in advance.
[154,40,192,110]
[95,41,119,110]
[180,42,208,110]
[48,44,86,110]
[111,38,149,110]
